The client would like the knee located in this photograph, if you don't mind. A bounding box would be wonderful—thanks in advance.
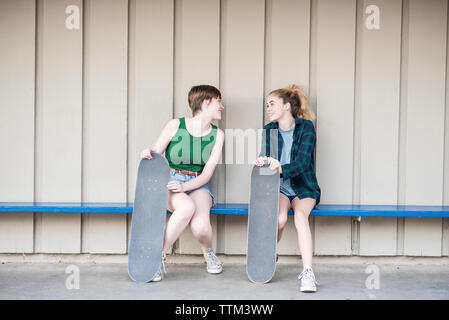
[190,218,211,238]
[278,213,288,230]
[294,209,309,227]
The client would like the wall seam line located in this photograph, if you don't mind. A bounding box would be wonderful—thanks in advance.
[124,0,131,254]
[33,0,39,254]
[308,0,316,255]
[441,0,449,256]
[262,0,267,127]
[397,0,408,255]
[351,0,360,255]
[80,0,86,253]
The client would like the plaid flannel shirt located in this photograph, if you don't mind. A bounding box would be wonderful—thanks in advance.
[260,117,321,205]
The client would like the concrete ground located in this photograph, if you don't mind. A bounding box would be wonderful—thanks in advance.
[1,258,448,300]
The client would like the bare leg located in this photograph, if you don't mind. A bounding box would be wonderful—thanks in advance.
[188,189,213,251]
[163,191,196,253]
[277,193,291,242]
[291,197,316,269]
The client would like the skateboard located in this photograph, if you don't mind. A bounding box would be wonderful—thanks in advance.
[128,153,170,282]
[246,163,280,283]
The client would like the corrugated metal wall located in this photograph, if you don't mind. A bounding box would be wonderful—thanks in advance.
[0,0,448,257]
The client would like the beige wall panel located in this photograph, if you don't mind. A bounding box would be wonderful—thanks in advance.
[359,217,397,256]
[314,216,352,255]
[34,0,83,253]
[277,216,301,255]
[0,0,35,252]
[264,0,311,255]
[356,0,402,256]
[402,0,447,256]
[0,0,35,201]
[82,0,128,253]
[222,0,264,204]
[442,218,448,256]
[37,213,81,253]
[172,0,221,253]
[83,0,128,202]
[358,0,401,204]
[223,215,247,254]
[126,0,174,251]
[403,0,446,205]
[173,0,220,118]
[443,0,449,257]
[264,0,310,112]
[445,44,449,262]
[314,0,355,204]
[0,213,34,253]
[1,0,449,257]
[404,218,443,256]
[82,213,126,254]
[127,0,174,202]
[312,0,355,255]
[221,0,265,255]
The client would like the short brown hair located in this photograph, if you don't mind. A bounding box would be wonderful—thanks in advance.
[188,85,221,116]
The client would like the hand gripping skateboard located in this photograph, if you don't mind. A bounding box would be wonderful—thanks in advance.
[246,163,280,283]
[128,153,170,282]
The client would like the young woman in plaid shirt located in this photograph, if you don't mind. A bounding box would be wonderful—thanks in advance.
[254,84,321,292]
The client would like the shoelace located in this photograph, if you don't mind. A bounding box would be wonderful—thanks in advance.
[154,253,167,279]
[204,250,221,266]
[298,268,319,285]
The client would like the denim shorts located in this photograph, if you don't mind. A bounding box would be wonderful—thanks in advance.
[169,171,216,207]
[280,190,298,203]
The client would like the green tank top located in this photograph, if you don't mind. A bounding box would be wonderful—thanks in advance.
[165,117,217,172]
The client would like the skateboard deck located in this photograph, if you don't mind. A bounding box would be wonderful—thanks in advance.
[128,153,170,282]
[246,164,280,283]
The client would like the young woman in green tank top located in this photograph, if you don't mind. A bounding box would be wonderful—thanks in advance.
[140,85,225,281]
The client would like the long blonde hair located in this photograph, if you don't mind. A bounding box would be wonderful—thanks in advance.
[269,84,315,121]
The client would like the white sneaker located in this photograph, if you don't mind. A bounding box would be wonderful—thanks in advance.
[298,267,318,292]
[151,252,167,282]
[203,249,223,274]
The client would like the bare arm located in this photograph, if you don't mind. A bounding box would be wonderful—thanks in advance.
[140,119,180,159]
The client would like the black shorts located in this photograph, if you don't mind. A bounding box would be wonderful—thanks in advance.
[280,191,298,203]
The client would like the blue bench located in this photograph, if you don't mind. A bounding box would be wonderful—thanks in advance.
[1,202,449,220]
